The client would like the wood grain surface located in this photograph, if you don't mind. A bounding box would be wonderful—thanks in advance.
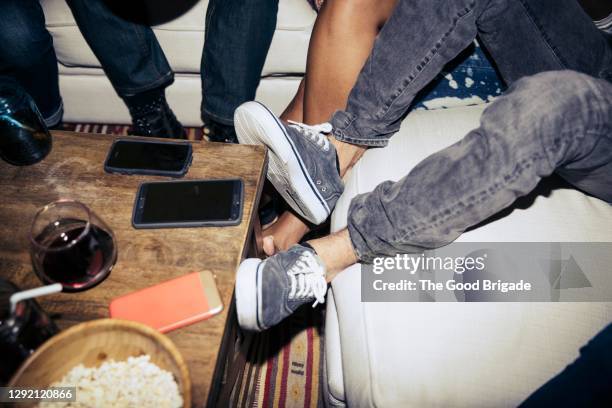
[0,131,267,406]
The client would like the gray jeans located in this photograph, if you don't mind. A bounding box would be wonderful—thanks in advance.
[331,0,612,146]
[335,0,612,262]
[347,71,612,262]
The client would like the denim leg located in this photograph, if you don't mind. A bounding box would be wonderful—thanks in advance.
[347,71,612,262]
[477,0,612,84]
[331,0,490,147]
[201,0,279,125]
[520,323,612,406]
[66,0,173,98]
[0,0,62,125]
[332,0,612,147]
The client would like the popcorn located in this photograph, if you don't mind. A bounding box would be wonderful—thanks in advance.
[39,355,183,408]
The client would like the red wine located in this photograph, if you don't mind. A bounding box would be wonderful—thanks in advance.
[33,219,115,291]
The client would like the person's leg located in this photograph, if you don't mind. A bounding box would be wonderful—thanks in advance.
[0,0,62,127]
[331,0,612,164]
[236,0,612,225]
[66,0,184,138]
[476,0,612,86]
[266,0,399,254]
[520,322,612,406]
[201,0,279,143]
[236,70,612,330]
[302,0,399,124]
[235,0,490,225]
[347,71,612,261]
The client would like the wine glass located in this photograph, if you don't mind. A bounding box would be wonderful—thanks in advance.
[29,200,117,292]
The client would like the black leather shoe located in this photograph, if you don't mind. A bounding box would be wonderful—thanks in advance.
[203,118,238,144]
[128,96,186,139]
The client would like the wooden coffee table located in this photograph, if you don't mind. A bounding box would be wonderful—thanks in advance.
[0,131,267,406]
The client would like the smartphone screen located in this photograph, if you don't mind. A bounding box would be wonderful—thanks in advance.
[133,179,243,227]
[105,139,192,174]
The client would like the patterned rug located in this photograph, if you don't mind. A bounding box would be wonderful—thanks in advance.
[61,122,326,408]
[59,123,206,141]
[231,306,325,408]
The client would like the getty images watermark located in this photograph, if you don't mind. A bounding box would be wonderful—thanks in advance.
[371,252,533,292]
[361,242,612,302]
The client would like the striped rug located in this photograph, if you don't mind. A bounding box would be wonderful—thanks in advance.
[59,123,206,141]
[231,305,325,408]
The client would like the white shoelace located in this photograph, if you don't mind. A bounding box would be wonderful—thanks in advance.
[287,120,332,151]
[287,251,328,307]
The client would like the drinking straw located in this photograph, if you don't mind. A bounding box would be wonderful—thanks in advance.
[9,283,62,314]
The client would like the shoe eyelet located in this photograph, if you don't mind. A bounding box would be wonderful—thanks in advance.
[321,187,327,192]
[316,180,321,185]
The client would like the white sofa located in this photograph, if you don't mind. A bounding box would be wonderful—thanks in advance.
[326,105,612,407]
[42,2,612,406]
[42,0,314,126]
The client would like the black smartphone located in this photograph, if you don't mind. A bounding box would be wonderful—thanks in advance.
[132,179,244,228]
[104,138,192,177]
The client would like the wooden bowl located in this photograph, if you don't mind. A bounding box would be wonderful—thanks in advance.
[9,318,191,407]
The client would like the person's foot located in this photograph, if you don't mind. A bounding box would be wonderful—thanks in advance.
[262,211,312,256]
[234,101,343,225]
[235,244,327,331]
[127,95,186,139]
[202,117,238,143]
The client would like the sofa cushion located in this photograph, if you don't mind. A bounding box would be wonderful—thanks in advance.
[327,105,612,407]
[324,288,347,407]
[328,272,612,407]
[56,70,301,126]
[41,0,315,75]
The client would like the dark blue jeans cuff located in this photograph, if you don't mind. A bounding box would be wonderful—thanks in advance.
[201,106,234,126]
[116,72,174,99]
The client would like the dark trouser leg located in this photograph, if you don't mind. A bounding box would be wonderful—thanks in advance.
[346,71,612,262]
[66,0,185,138]
[331,0,612,147]
[66,0,173,98]
[520,323,612,406]
[477,0,612,84]
[201,0,279,126]
[0,0,62,126]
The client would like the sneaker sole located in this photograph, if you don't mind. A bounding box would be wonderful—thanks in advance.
[235,258,265,331]
[235,101,329,225]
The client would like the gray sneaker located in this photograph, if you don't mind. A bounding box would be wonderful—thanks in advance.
[235,245,328,331]
[234,101,343,225]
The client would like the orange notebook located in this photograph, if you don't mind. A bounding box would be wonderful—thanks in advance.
[109,271,223,333]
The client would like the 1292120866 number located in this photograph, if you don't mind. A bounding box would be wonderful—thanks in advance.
[0,387,76,403]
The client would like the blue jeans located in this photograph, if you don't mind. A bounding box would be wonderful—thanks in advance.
[0,0,62,126]
[0,0,278,126]
[66,0,279,125]
[201,0,279,125]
